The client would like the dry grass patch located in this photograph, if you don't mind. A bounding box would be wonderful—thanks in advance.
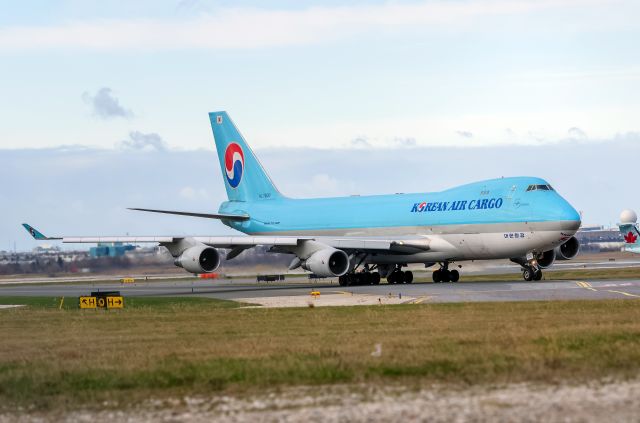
[1,297,640,410]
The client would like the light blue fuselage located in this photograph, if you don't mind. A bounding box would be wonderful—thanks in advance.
[217,176,580,264]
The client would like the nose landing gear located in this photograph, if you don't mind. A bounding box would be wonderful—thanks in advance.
[510,255,544,282]
[522,266,543,281]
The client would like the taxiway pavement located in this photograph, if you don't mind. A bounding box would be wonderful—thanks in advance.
[1,277,640,306]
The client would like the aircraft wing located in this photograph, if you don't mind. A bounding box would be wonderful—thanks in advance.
[22,223,438,253]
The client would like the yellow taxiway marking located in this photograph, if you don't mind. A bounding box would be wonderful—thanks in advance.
[605,290,640,298]
[576,281,597,291]
[575,281,640,297]
[411,296,432,304]
[332,290,353,295]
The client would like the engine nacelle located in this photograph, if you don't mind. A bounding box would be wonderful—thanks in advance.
[302,248,349,277]
[174,245,221,274]
[555,236,580,260]
[537,249,556,269]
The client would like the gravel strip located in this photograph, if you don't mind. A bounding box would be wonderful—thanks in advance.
[4,379,640,422]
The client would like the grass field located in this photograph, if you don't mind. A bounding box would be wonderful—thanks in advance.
[1,296,640,411]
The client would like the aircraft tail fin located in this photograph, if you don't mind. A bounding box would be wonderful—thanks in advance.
[619,209,640,252]
[22,223,60,240]
[209,111,284,202]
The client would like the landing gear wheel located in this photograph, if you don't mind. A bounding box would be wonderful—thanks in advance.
[372,272,381,285]
[449,269,460,282]
[388,269,405,284]
[338,275,347,286]
[432,270,442,283]
[533,269,543,281]
[441,270,451,283]
[404,271,414,284]
[345,274,353,286]
[523,268,534,282]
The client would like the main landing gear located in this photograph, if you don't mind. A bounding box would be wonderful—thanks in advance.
[522,265,543,282]
[338,257,384,286]
[432,262,460,283]
[338,271,381,286]
[338,267,414,286]
[386,266,413,284]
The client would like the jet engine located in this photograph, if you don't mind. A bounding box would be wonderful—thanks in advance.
[174,245,221,274]
[302,248,349,277]
[555,236,580,260]
[510,250,555,269]
[536,249,556,269]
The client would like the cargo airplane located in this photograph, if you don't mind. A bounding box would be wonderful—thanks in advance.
[24,112,582,284]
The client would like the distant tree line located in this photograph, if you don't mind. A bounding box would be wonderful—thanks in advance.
[0,256,133,276]
[0,246,292,276]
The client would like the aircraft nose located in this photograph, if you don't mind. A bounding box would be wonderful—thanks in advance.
[553,197,581,231]
[534,192,581,231]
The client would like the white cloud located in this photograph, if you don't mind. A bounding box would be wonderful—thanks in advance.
[568,127,588,140]
[351,136,371,148]
[253,109,638,149]
[286,173,358,198]
[0,0,618,51]
[82,87,133,119]
[119,131,167,152]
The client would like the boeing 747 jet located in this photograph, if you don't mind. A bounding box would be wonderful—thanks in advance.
[24,112,582,284]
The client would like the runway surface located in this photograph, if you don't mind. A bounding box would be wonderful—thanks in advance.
[2,259,640,286]
[2,276,640,305]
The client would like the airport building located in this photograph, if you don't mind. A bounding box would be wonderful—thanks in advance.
[576,226,624,253]
[89,243,136,258]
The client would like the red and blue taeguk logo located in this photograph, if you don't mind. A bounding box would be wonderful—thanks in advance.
[224,142,244,188]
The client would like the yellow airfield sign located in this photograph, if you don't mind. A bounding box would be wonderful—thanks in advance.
[79,296,97,309]
[79,295,124,309]
[106,296,124,309]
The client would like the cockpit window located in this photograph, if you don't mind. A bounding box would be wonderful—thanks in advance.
[526,184,554,192]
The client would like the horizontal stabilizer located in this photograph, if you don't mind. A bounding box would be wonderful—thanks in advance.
[128,208,250,221]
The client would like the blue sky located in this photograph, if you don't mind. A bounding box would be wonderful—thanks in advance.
[1,1,639,249]
[2,0,639,149]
